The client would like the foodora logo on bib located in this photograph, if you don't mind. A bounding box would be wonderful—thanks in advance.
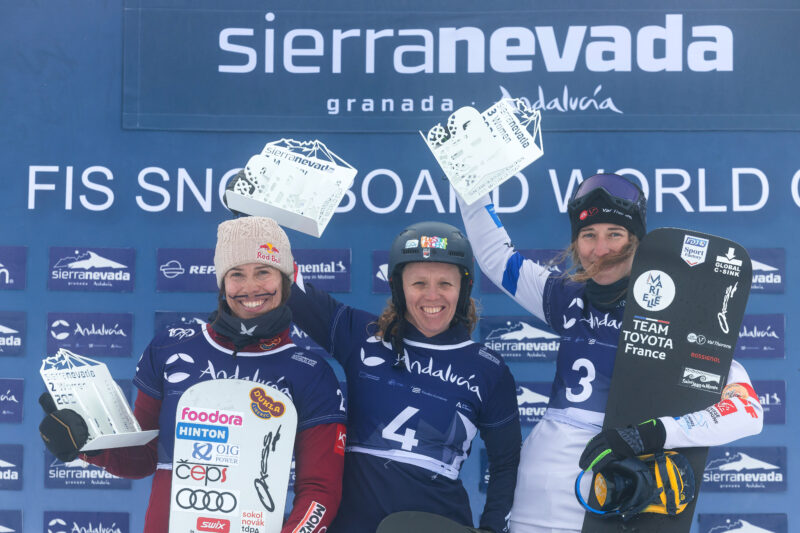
[250,387,286,419]
[633,270,676,312]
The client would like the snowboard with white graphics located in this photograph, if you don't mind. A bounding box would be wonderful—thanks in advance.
[581,228,752,533]
[169,379,297,533]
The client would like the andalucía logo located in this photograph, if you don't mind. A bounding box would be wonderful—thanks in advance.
[156,248,216,292]
[294,249,351,292]
[0,509,22,532]
[481,249,561,293]
[0,311,25,356]
[44,450,131,489]
[748,248,785,294]
[43,511,129,533]
[735,314,784,359]
[0,378,23,423]
[702,447,786,492]
[697,513,787,533]
[372,250,390,294]
[480,316,558,361]
[48,247,135,292]
[0,246,26,290]
[47,312,133,358]
[752,380,785,425]
[515,382,550,426]
[0,444,23,490]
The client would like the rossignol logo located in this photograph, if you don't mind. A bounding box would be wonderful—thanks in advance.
[291,502,326,533]
[680,235,708,267]
[48,247,135,292]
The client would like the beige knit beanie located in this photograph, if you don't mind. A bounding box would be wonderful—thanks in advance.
[214,217,294,287]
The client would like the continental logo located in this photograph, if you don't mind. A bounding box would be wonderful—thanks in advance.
[249,387,286,419]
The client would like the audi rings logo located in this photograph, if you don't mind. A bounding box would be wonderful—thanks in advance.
[176,487,238,513]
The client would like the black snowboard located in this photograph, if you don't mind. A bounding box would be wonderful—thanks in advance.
[581,228,752,533]
[376,511,474,533]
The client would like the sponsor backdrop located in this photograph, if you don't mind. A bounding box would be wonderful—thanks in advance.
[1,1,797,531]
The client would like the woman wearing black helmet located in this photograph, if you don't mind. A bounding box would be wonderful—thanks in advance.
[287,221,521,533]
[458,174,763,532]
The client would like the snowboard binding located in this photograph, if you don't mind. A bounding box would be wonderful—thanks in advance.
[575,451,696,521]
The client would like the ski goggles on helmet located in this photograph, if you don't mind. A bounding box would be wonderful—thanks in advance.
[567,174,647,240]
[575,451,696,521]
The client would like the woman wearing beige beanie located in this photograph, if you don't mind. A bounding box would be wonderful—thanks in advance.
[288,221,521,533]
[39,216,347,533]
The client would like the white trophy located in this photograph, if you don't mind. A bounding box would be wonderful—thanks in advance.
[422,98,543,205]
[169,380,297,533]
[39,348,158,451]
[225,138,357,237]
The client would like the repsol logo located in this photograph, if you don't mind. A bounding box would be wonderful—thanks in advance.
[219,13,733,75]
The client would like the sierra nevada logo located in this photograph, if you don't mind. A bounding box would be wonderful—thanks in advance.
[0,312,25,356]
[698,513,787,533]
[748,249,784,294]
[703,447,786,492]
[49,247,135,292]
[481,317,558,361]
[516,383,549,425]
[45,452,131,489]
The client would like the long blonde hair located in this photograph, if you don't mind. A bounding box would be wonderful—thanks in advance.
[551,234,639,283]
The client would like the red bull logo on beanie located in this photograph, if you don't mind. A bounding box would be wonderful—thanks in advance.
[257,243,281,265]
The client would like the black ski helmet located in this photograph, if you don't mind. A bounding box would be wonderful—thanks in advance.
[386,221,475,347]
[567,174,647,241]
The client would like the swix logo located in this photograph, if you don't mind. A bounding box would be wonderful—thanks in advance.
[196,517,230,532]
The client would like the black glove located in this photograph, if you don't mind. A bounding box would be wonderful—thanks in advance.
[579,418,666,472]
[38,392,91,462]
